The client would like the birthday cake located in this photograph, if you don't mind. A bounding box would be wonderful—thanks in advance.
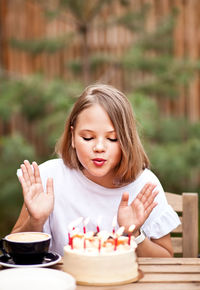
[63,228,139,285]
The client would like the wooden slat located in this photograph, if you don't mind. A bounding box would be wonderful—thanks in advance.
[165,192,183,212]
[171,237,182,253]
[138,257,200,265]
[172,217,182,233]
[165,192,199,257]
[140,273,200,283]
[77,283,200,290]
[140,264,200,273]
[182,193,199,257]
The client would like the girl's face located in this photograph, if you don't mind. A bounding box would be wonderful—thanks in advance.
[71,104,122,188]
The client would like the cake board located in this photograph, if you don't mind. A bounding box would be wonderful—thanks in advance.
[76,269,143,286]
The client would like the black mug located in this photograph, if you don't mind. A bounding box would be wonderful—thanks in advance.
[0,232,51,265]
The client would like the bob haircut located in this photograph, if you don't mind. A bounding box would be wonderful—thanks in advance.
[56,84,150,186]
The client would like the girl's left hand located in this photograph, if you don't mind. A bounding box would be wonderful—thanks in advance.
[117,183,159,233]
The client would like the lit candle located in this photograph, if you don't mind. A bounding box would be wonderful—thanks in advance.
[98,238,101,253]
[83,217,90,234]
[112,215,117,234]
[84,231,94,250]
[97,230,109,252]
[96,229,107,253]
[68,232,71,246]
[68,217,83,246]
[114,237,118,251]
[114,226,125,251]
[68,223,73,246]
[116,226,125,236]
[70,227,80,250]
[71,236,74,249]
[96,216,102,233]
[128,224,135,245]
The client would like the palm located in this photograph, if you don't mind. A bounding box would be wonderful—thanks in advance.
[19,160,54,224]
[117,183,159,233]
[25,183,53,221]
[118,195,145,232]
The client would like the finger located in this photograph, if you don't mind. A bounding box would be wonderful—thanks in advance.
[119,192,129,207]
[32,161,42,184]
[18,175,29,198]
[136,183,152,201]
[139,183,157,204]
[144,190,159,211]
[143,184,157,201]
[46,178,54,196]
[20,164,31,188]
[144,201,158,218]
[24,160,35,185]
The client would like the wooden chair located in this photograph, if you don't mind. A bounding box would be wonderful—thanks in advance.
[165,192,199,257]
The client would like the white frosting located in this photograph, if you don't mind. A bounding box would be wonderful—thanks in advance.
[63,233,138,285]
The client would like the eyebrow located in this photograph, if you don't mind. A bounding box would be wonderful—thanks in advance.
[79,129,116,133]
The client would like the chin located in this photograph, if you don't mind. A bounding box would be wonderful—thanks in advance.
[85,169,107,178]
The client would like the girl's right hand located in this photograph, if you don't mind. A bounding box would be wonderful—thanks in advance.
[18,160,54,227]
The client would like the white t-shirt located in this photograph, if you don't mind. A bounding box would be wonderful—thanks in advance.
[17,158,180,255]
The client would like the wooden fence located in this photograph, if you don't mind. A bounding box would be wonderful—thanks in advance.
[0,0,200,123]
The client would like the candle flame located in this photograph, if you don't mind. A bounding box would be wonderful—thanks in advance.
[68,217,83,231]
[128,224,135,232]
[116,226,125,237]
[112,215,117,227]
[83,217,90,226]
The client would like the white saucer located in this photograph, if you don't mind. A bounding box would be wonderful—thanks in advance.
[0,252,61,268]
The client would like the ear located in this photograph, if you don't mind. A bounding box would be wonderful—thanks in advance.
[71,126,75,148]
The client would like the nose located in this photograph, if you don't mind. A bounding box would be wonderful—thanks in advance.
[93,139,106,152]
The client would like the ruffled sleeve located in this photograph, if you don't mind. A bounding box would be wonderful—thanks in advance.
[142,204,181,239]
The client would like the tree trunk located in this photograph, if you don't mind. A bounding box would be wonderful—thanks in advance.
[81,25,90,85]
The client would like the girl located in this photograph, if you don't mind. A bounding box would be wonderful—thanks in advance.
[12,84,180,257]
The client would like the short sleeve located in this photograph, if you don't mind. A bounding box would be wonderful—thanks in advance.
[142,204,181,239]
[133,169,181,239]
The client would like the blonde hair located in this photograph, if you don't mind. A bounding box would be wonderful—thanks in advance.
[56,84,149,185]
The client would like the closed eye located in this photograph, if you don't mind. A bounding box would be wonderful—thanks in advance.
[83,137,93,141]
[108,138,118,142]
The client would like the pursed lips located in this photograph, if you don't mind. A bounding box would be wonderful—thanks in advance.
[92,158,106,167]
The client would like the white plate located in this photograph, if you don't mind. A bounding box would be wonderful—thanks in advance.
[0,251,61,268]
[0,267,76,290]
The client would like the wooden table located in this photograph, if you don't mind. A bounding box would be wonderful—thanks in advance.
[1,257,200,289]
[75,257,200,290]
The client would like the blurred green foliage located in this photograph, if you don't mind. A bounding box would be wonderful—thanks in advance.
[130,94,200,193]
[0,76,83,237]
[0,134,36,235]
